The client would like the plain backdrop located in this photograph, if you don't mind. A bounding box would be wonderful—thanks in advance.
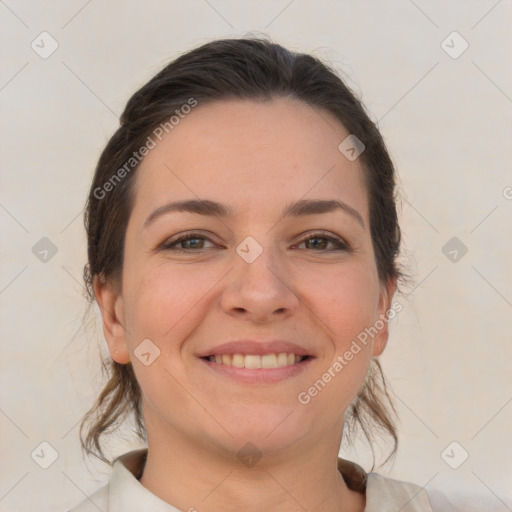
[1,1,511,511]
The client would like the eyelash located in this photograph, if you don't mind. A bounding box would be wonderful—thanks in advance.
[160,231,350,253]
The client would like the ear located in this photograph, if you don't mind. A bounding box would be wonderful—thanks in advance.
[94,274,130,364]
[372,276,397,357]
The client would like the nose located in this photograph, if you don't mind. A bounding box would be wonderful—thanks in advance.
[220,245,299,324]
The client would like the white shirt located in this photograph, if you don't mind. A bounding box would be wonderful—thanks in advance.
[68,450,454,512]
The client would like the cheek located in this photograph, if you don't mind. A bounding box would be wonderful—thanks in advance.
[298,262,379,348]
[299,267,378,409]
[122,260,223,346]
[121,262,221,413]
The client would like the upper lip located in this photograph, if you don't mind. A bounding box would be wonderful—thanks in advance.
[196,340,314,358]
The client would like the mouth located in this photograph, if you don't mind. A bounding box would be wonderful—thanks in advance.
[198,348,314,384]
[196,340,315,383]
[200,353,312,369]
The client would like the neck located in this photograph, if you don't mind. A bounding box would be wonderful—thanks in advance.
[138,420,365,512]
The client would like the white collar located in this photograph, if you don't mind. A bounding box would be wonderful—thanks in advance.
[103,449,433,512]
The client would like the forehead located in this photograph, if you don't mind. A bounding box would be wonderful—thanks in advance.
[131,98,369,224]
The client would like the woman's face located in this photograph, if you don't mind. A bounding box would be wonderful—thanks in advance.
[99,97,395,458]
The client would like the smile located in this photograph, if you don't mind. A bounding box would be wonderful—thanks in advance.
[199,353,313,384]
[203,353,309,369]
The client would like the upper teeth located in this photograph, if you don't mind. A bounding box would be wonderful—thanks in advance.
[207,353,305,369]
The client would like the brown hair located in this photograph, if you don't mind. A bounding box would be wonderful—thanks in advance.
[80,37,405,467]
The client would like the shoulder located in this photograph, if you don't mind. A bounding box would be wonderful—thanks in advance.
[365,473,455,512]
[66,483,109,512]
[66,449,177,512]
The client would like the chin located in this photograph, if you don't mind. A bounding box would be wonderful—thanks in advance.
[217,407,310,453]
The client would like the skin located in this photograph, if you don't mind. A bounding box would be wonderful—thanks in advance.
[95,97,396,512]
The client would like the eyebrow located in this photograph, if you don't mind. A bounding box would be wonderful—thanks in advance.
[144,198,365,229]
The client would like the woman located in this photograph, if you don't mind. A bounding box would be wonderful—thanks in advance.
[71,37,451,511]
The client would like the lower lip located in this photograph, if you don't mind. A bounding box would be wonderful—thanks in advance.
[198,357,314,384]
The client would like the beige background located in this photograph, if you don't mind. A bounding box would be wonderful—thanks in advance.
[1,1,511,511]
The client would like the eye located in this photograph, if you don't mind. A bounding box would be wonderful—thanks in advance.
[159,231,350,253]
[294,232,349,251]
[160,232,217,251]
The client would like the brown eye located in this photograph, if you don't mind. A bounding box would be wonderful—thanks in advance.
[161,232,216,251]
[296,233,349,251]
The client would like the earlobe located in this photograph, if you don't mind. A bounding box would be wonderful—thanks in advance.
[93,275,131,364]
[372,277,397,358]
